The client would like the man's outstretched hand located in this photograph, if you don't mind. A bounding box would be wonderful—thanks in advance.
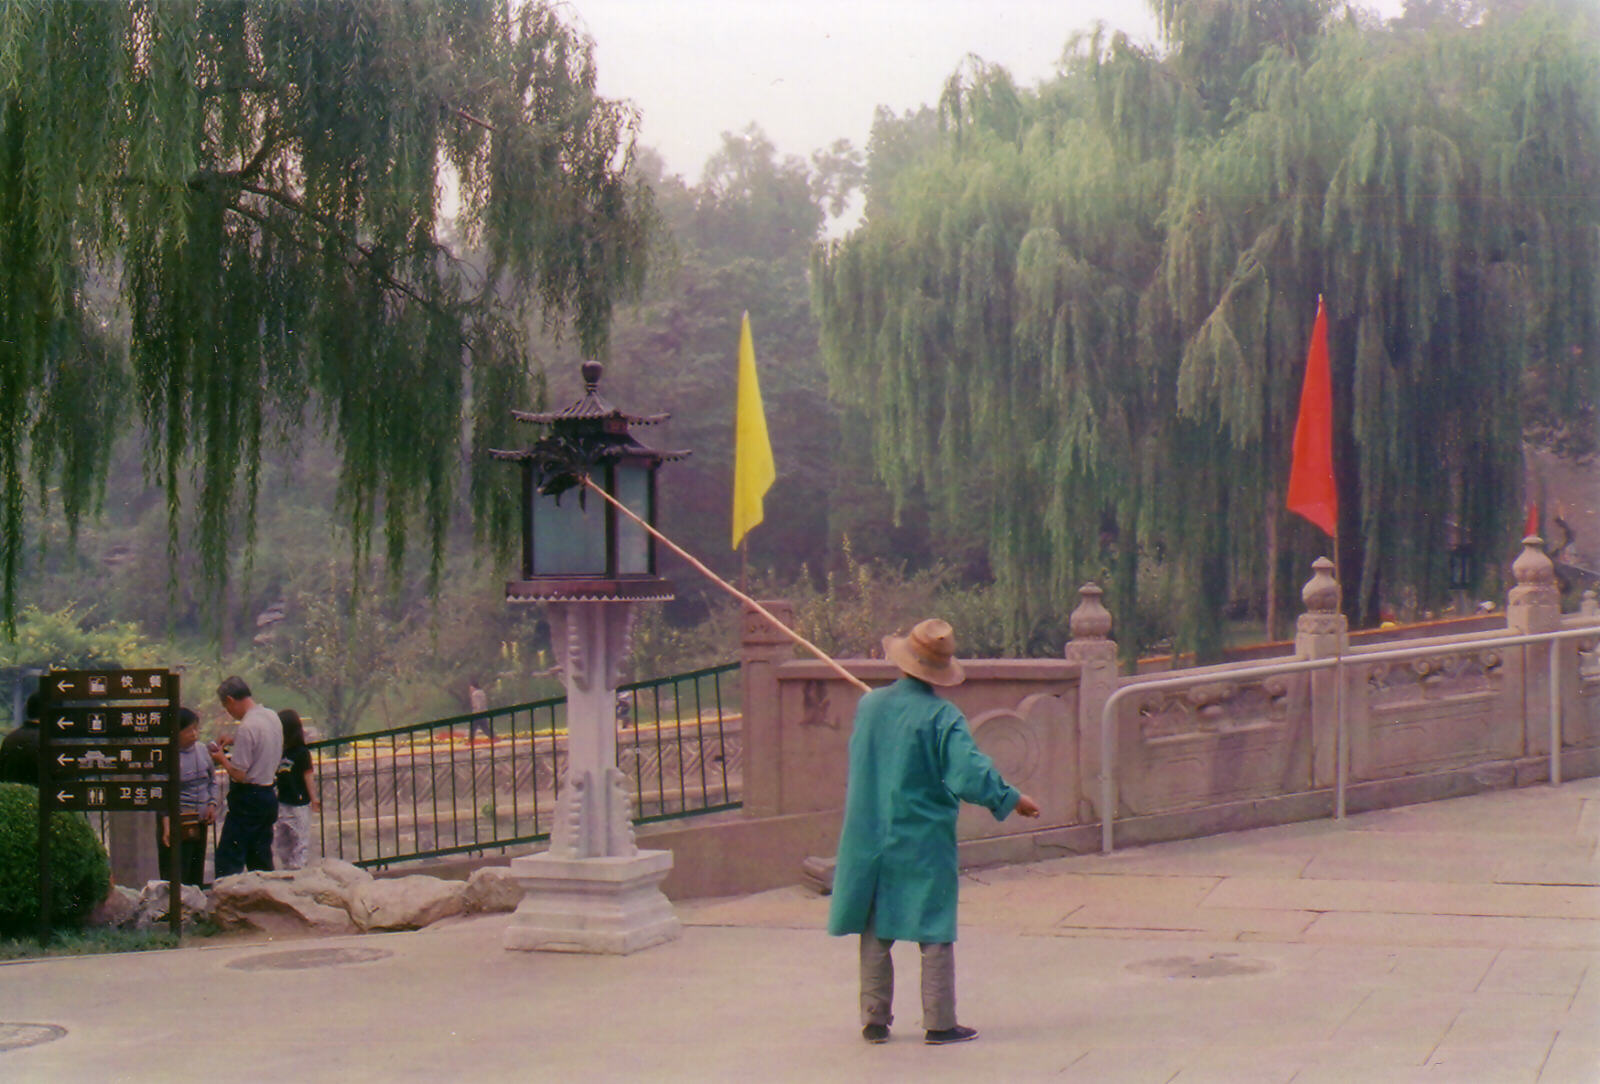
[1015,793,1041,818]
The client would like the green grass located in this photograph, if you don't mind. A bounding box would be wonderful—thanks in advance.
[0,920,222,961]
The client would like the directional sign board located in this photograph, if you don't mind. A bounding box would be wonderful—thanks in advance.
[47,780,171,811]
[48,743,168,775]
[45,669,170,699]
[46,708,173,739]
[37,668,183,939]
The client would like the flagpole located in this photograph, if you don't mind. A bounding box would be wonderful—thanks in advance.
[1332,515,1348,820]
[585,476,872,694]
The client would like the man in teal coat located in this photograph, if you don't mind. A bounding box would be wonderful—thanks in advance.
[827,618,1040,1045]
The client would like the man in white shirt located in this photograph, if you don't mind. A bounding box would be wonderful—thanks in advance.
[211,675,284,877]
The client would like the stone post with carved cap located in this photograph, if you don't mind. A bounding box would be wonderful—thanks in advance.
[1507,536,1560,758]
[1296,557,1347,788]
[1065,583,1117,821]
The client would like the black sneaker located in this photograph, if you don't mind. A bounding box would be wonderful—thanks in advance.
[862,1024,890,1044]
[924,1025,978,1045]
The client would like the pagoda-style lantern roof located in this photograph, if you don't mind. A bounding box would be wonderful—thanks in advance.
[491,361,688,603]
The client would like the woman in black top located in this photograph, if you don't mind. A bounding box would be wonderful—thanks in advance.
[272,709,318,870]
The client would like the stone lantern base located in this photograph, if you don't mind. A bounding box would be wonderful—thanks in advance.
[502,849,679,955]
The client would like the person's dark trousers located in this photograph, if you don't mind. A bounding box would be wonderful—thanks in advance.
[214,784,278,878]
[156,820,209,887]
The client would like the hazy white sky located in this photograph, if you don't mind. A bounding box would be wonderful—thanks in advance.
[567,0,1406,182]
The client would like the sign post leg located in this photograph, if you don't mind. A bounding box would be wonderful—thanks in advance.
[167,678,180,940]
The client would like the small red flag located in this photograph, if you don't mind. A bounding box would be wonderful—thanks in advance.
[1523,502,1539,538]
[1287,296,1338,536]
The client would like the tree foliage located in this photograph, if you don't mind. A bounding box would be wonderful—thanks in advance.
[0,604,163,673]
[0,1,650,622]
[581,128,882,610]
[814,0,1600,657]
[260,560,413,738]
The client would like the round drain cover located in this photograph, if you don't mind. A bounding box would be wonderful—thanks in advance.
[1127,953,1273,980]
[0,1022,68,1052]
[227,945,392,971]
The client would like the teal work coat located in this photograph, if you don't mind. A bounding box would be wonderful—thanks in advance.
[826,677,1020,944]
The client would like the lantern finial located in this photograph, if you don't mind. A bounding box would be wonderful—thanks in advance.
[581,360,604,393]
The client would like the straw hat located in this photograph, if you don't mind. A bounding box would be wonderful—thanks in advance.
[883,618,966,687]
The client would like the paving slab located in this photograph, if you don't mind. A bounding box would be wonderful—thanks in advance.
[2,777,1598,1082]
[1297,909,1600,950]
[1204,875,1600,919]
[1479,949,1593,997]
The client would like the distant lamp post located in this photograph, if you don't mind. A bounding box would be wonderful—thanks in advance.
[1448,545,1475,592]
[491,360,687,955]
[1450,544,1476,615]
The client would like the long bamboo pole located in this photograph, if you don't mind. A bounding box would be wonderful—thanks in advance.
[583,476,872,694]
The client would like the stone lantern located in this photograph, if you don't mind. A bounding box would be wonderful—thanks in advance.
[490,361,687,955]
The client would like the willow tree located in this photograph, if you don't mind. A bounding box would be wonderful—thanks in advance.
[815,0,1600,658]
[0,1,649,620]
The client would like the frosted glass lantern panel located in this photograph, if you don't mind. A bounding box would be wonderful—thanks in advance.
[615,463,652,574]
[531,489,607,575]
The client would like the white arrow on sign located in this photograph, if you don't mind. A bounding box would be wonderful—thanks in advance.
[55,790,72,803]
[52,716,71,730]
[56,753,74,767]
[55,679,72,692]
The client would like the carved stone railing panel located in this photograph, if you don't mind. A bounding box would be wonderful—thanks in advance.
[765,659,1082,818]
[1350,647,1521,778]
[1117,674,1311,815]
[1365,651,1504,706]
[958,691,1080,838]
[1569,633,1600,748]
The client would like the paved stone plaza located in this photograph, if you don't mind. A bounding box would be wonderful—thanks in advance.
[3,778,1598,1082]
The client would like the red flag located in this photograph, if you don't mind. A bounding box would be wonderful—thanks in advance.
[1287,296,1338,536]
[1523,502,1539,538]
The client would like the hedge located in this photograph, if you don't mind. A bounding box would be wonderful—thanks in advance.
[0,782,111,932]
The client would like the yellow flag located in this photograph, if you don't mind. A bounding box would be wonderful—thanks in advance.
[732,312,776,549]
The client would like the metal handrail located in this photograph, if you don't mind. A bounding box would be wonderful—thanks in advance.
[1099,620,1600,853]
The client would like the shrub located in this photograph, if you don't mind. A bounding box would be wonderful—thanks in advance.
[0,783,111,933]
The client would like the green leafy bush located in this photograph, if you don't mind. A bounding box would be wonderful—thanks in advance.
[0,783,111,933]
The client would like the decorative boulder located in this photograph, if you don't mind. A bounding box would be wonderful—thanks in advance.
[288,863,371,911]
[86,884,141,929]
[462,866,522,914]
[131,880,211,931]
[303,858,373,896]
[348,875,466,932]
[210,870,357,935]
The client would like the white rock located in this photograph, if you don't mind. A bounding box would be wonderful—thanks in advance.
[462,866,522,913]
[304,858,373,894]
[289,866,359,910]
[131,881,211,930]
[210,871,356,935]
[349,875,466,931]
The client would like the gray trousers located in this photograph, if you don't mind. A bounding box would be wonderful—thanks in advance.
[859,914,956,1031]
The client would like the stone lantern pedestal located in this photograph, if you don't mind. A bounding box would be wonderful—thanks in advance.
[502,601,680,955]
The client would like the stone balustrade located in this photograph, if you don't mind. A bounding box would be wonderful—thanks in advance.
[654,537,1600,897]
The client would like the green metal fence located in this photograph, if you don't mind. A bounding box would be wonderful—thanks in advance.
[305,663,741,868]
